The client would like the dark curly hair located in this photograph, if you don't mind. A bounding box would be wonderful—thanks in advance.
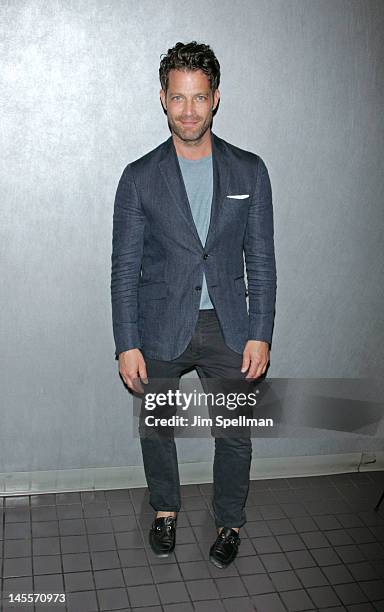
[159,41,220,93]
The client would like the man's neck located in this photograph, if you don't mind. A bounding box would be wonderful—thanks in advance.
[172,130,212,160]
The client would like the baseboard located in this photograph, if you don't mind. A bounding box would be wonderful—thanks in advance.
[1,451,383,496]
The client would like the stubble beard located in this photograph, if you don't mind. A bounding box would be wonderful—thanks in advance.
[168,113,212,144]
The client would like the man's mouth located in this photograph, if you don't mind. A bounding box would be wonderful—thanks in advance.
[180,119,199,126]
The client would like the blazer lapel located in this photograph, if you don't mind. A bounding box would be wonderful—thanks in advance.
[158,131,230,250]
[206,131,230,248]
[158,137,202,247]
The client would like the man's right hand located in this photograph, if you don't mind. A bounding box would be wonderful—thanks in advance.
[118,349,148,394]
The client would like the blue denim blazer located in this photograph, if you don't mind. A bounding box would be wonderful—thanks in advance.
[111,131,277,360]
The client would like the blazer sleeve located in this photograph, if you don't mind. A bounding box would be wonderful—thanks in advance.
[244,156,277,345]
[111,164,145,358]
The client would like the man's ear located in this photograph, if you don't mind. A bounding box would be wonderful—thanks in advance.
[160,89,167,111]
[212,88,220,112]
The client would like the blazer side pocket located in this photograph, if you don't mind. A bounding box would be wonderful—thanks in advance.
[233,275,249,297]
[138,281,167,300]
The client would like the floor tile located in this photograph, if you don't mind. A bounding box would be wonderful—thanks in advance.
[4,539,31,558]
[60,534,88,554]
[32,536,61,556]
[31,493,56,506]
[359,579,384,601]
[322,563,354,584]
[270,570,302,591]
[295,566,329,587]
[127,584,160,607]
[186,577,220,600]
[306,585,341,608]
[164,603,197,612]
[290,516,318,532]
[301,530,329,548]
[259,552,291,572]
[335,544,366,563]
[2,556,32,577]
[66,589,98,611]
[279,588,315,611]
[347,560,379,581]
[252,535,281,554]
[34,572,64,591]
[175,543,204,562]
[275,534,306,551]
[285,549,316,569]
[313,515,342,530]
[179,560,210,580]
[93,568,125,589]
[310,547,342,566]
[234,555,265,574]
[122,565,154,588]
[62,552,92,573]
[31,520,59,538]
[2,575,34,597]
[119,547,148,567]
[333,582,369,605]
[251,592,286,611]
[33,554,62,574]
[214,575,248,598]
[56,492,81,505]
[90,549,121,570]
[157,580,190,604]
[56,503,83,520]
[222,596,254,611]
[4,522,31,539]
[64,570,95,592]
[244,520,271,537]
[150,562,182,583]
[242,572,275,595]
[58,518,87,536]
[98,587,130,610]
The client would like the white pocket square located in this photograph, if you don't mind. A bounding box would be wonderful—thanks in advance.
[226,194,249,199]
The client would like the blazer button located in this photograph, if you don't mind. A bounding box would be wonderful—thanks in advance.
[195,286,202,291]
[203,253,209,260]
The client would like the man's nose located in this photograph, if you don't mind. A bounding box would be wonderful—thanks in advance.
[184,99,195,115]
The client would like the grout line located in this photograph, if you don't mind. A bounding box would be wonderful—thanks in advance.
[128,488,166,612]
[105,489,147,611]
[28,496,36,612]
[1,499,4,612]
[53,493,69,612]
[78,490,101,612]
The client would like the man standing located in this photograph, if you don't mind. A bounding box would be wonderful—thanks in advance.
[111,41,277,568]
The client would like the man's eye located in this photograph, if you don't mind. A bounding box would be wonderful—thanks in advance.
[172,96,182,101]
[197,96,207,101]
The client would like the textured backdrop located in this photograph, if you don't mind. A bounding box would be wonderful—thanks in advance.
[1,0,383,472]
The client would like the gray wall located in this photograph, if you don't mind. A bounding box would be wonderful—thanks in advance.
[1,0,383,473]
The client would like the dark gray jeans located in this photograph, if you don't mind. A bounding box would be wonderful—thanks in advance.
[138,308,253,529]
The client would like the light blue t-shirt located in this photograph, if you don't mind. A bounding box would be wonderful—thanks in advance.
[177,154,214,309]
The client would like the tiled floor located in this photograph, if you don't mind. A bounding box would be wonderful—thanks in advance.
[1,471,384,612]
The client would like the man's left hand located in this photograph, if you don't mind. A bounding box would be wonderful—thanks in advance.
[241,340,270,379]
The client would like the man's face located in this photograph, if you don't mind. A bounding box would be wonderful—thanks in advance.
[160,69,220,143]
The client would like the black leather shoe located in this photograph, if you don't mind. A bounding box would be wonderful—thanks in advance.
[209,527,241,568]
[149,516,177,557]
